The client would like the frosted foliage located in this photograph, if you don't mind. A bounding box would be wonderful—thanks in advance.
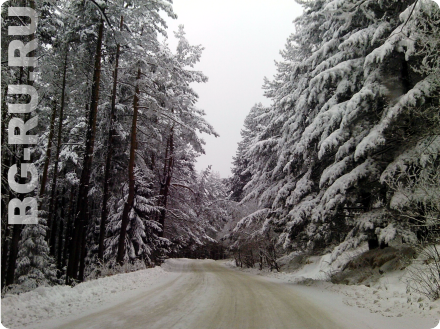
[355,78,436,161]
[286,194,322,227]
[377,224,396,245]
[272,177,296,209]
[331,209,389,261]
[229,0,440,255]
[318,128,350,159]
[319,155,352,188]
[105,168,165,264]
[15,219,57,293]
[335,133,367,161]
[382,137,440,227]
[233,208,270,234]
[321,158,381,212]
[331,233,368,262]
[285,169,313,206]
[338,25,378,51]
[371,22,392,45]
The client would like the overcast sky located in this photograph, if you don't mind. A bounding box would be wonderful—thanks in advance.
[164,0,304,178]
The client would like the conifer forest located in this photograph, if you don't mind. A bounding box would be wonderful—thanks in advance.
[1,1,440,327]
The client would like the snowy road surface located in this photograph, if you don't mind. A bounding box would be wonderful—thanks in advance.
[27,259,437,329]
[36,259,344,329]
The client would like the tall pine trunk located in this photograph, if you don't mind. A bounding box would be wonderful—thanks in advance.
[99,16,123,261]
[67,19,104,283]
[62,186,75,276]
[1,85,10,228]
[47,50,68,252]
[158,127,174,237]
[57,189,65,271]
[5,225,22,285]
[116,67,141,265]
[39,101,57,198]
[1,84,10,288]
[1,226,10,288]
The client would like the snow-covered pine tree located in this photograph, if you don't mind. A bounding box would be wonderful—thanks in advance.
[105,167,165,266]
[146,25,218,246]
[13,218,58,293]
[230,103,271,202]
[232,0,440,260]
[380,0,440,241]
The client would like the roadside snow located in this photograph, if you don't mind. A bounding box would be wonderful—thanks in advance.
[3,257,440,329]
[1,261,181,329]
[224,253,440,326]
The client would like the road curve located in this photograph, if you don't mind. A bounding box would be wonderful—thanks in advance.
[53,259,348,329]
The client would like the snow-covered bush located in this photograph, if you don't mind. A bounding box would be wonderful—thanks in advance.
[406,243,440,300]
[85,258,148,281]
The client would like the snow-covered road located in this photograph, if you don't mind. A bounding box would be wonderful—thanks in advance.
[20,258,437,329]
[31,259,343,329]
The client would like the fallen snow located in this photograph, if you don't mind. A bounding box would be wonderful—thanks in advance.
[225,251,440,328]
[1,262,181,328]
[2,257,440,329]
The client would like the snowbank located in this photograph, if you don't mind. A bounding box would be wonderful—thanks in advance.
[1,262,179,328]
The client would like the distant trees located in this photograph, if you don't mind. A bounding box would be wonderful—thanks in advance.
[229,103,270,202]
[229,0,440,262]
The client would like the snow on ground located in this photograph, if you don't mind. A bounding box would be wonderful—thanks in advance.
[2,256,440,329]
[224,252,440,326]
[1,260,183,329]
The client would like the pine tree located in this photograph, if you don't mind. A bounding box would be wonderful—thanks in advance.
[231,0,440,259]
[13,218,58,293]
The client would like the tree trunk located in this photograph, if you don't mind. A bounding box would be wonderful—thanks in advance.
[116,67,141,266]
[5,225,22,285]
[47,49,68,242]
[1,83,10,288]
[67,19,104,283]
[62,186,75,276]
[39,101,57,198]
[99,16,123,261]
[57,202,64,271]
[1,226,10,288]
[158,127,174,237]
[78,221,88,281]
[1,85,10,225]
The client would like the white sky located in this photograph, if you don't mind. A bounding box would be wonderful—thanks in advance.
[164,0,304,178]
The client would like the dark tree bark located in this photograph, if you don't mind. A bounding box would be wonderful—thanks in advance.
[47,50,68,253]
[67,19,104,283]
[62,186,75,276]
[78,221,88,281]
[57,204,64,271]
[158,127,174,237]
[99,16,123,261]
[1,85,10,226]
[116,67,141,265]
[1,226,10,288]
[1,84,10,288]
[5,225,22,285]
[39,101,57,198]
